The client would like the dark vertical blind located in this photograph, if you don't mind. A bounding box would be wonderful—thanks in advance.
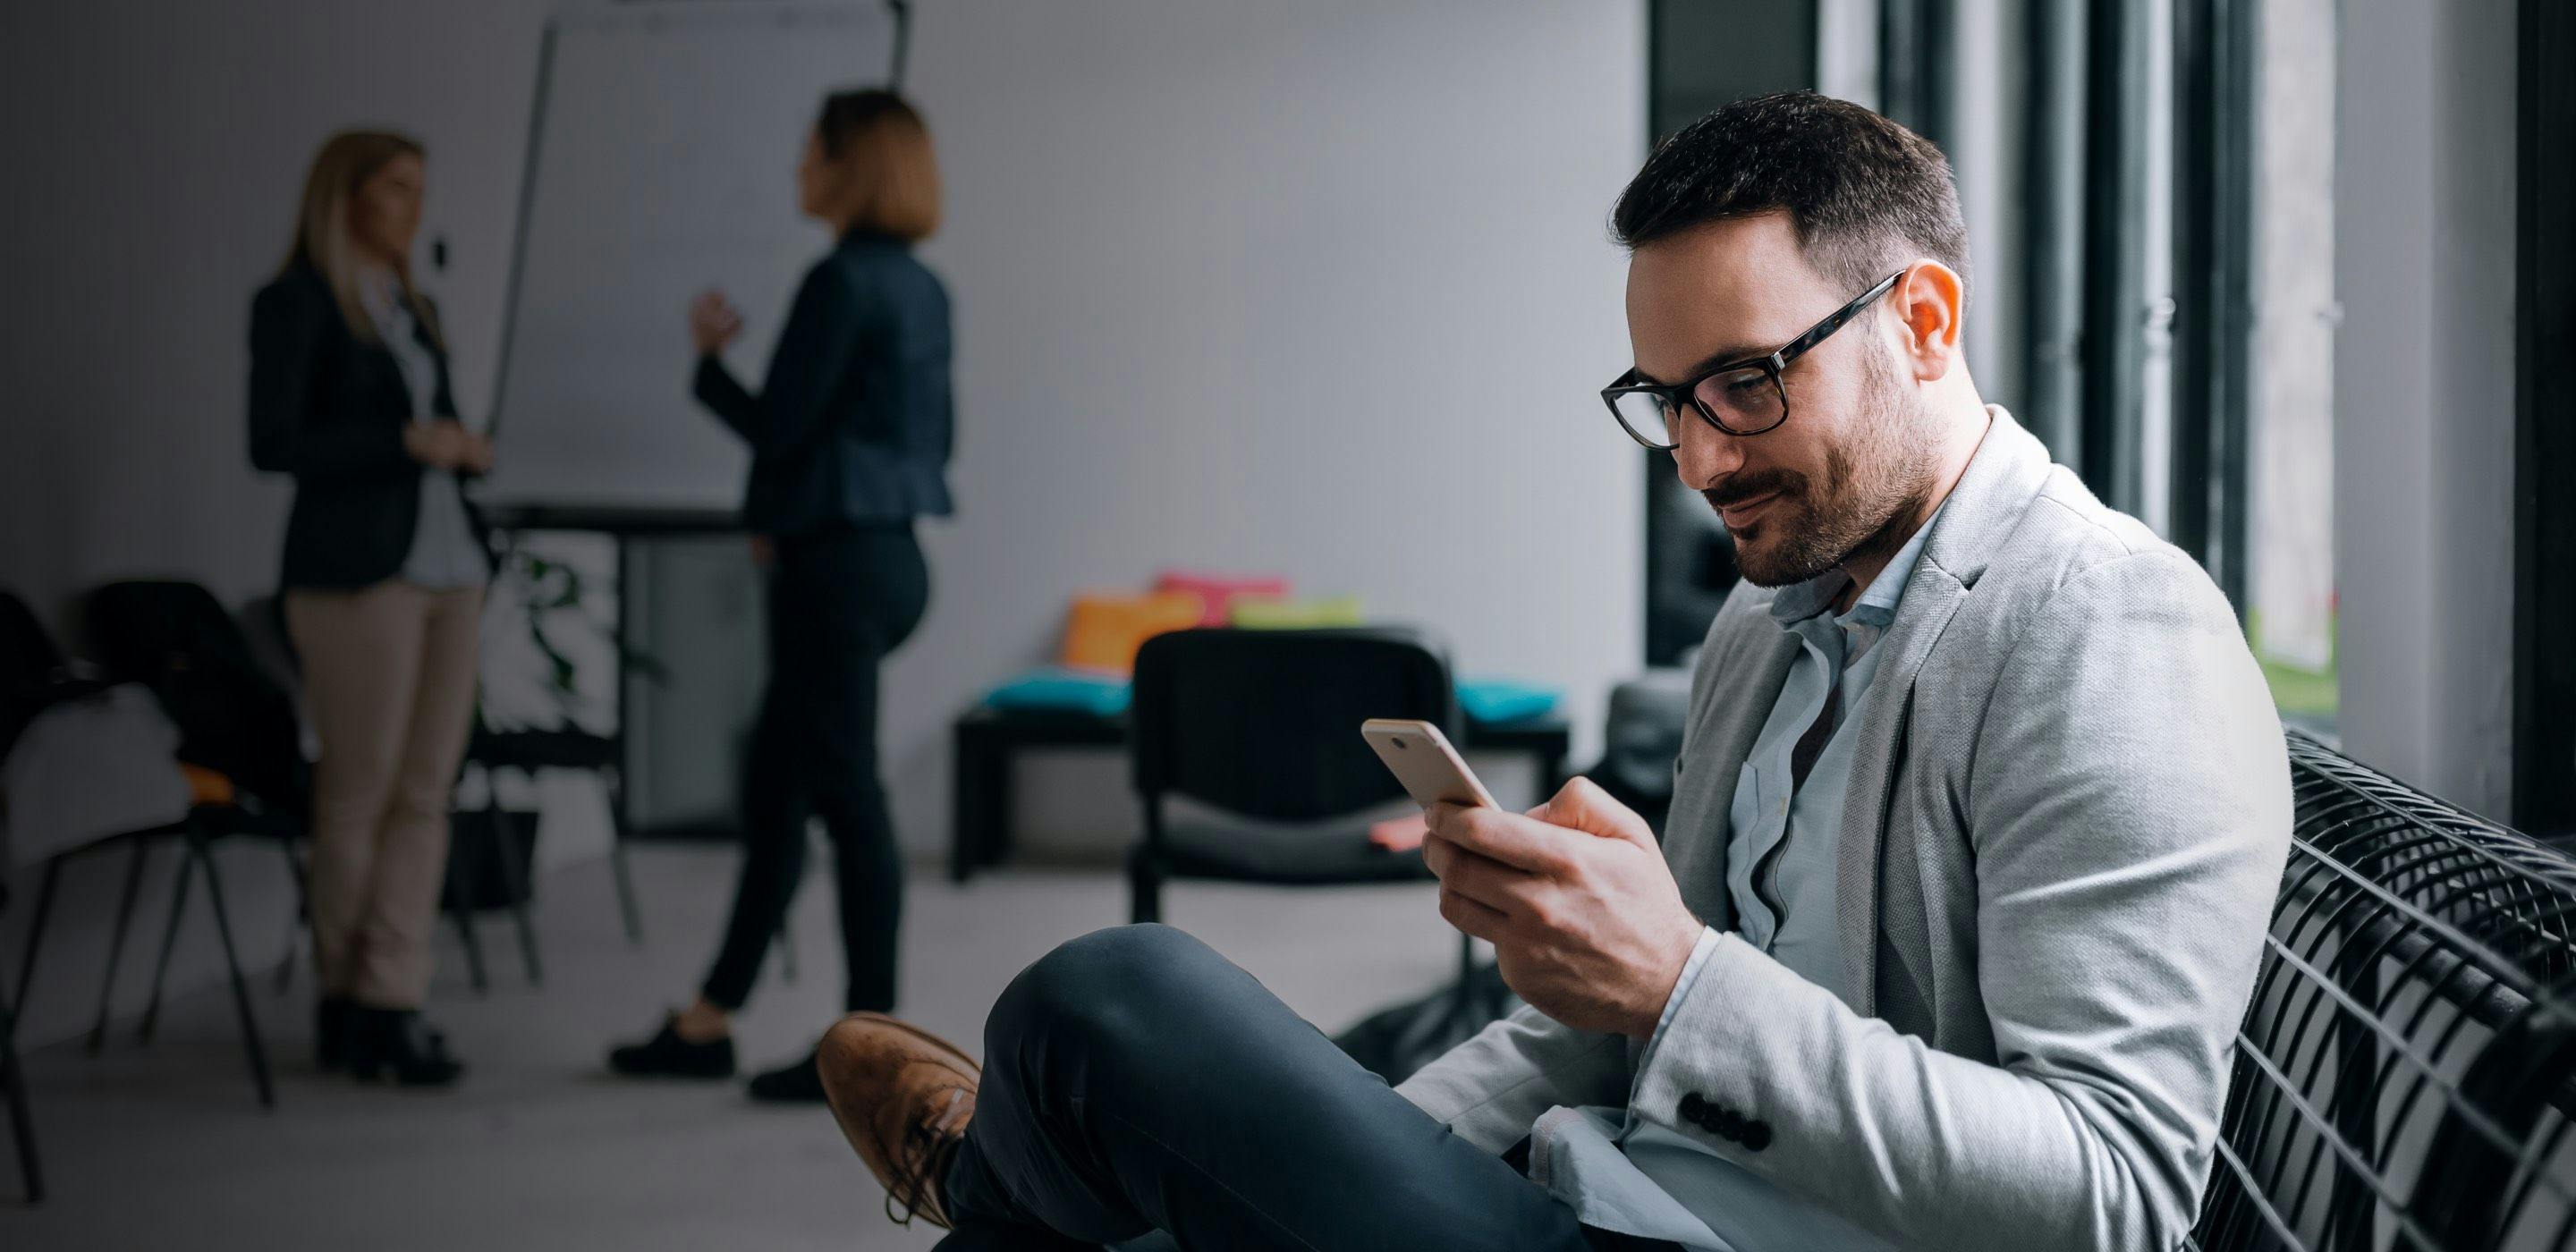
[2515,0,2576,835]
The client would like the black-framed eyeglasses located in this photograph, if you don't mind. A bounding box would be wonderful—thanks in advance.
[1598,269,1906,449]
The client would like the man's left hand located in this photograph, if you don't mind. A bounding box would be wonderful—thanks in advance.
[1424,777,1704,1039]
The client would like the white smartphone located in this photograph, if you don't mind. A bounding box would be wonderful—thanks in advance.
[1360,718,1499,810]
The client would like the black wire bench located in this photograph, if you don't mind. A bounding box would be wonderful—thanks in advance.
[2193,731,2576,1250]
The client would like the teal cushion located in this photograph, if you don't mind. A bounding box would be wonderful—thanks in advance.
[983,667,1131,716]
[1458,678,1559,724]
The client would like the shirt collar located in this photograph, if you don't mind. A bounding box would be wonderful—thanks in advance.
[359,267,409,330]
[1767,499,1950,630]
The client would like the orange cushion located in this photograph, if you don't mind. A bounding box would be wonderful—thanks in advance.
[180,763,236,807]
[1059,592,1205,674]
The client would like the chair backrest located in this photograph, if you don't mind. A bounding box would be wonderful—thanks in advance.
[1,589,69,757]
[1130,626,1454,823]
[2191,731,2576,1252]
[84,580,308,817]
[0,590,64,691]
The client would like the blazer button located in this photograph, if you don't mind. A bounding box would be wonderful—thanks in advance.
[1679,1093,1707,1121]
[1741,1121,1773,1151]
[1715,1109,1745,1138]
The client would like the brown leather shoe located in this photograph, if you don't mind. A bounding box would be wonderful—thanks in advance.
[817,1011,980,1230]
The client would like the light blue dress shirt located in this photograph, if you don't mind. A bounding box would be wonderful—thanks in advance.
[362,271,485,590]
[1528,507,1945,1251]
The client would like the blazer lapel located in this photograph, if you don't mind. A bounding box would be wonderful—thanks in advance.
[1833,572,1962,1017]
[1834,405,2057,1015]
[1666,623,1800,933]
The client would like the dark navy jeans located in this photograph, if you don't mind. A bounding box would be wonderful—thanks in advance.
[936,925,1679,1252]
[701,523,928,1013]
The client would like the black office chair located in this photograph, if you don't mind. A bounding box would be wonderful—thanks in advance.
[1127,626,1456,918]
[12,580,309,1107]
[454,724,640,987]
[1125,627,1482,1062]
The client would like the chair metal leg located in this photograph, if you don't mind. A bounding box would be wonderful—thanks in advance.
[0,965,44,1204]
[190,835,275,1109]
[137,847,199,1043]
[445,828,489,994]
[606,771,644,944]
[487,802,542,986]
[271,841,309,994]
[11,858,63,1017]
[86,840,150,1053]
[1126,849,1162,926]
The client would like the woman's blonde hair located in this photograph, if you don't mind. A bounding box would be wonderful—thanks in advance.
[280,130,438,346]
[817,89,941,242]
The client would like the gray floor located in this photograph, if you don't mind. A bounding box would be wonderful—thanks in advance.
[1,844,1467,1250]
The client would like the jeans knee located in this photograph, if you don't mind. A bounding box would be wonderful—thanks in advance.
[987,925,1209,1057]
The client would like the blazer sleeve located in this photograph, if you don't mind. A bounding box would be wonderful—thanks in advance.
[1623,550,2292,1252]
[247,281,411,478]
[1393,1003,1633,1152]
[693,259,867,456]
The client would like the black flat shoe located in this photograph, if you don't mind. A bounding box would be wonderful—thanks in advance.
[608,1017,737,1079]
[348,1007,464,1087]
[746,1049,826,1104]
[316,996,356,1070]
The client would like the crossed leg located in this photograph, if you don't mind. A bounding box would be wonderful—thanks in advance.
[925,925,1605,1252]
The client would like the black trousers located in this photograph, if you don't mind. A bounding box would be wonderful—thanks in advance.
[701,524,928,1013]
[937,926,1678,1252]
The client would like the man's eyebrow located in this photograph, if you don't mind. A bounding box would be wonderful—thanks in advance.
[1636,341,1775,386]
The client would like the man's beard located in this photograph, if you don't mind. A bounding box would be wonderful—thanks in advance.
[1707,347,1939,588]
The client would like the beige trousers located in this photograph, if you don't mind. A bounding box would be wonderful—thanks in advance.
[284,580,483,1009]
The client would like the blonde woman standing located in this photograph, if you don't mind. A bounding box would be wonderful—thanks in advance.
[249,131,490,1087]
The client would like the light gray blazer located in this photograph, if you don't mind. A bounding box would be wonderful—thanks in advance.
[1397,409,2292,1251]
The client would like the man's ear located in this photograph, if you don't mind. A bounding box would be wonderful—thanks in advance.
[1891,261,1964,383]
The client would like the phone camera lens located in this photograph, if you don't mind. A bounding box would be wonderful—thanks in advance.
[1390,737,1409,750]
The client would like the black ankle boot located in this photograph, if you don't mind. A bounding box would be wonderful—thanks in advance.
[607,1015,737,1079]
[316,996,356,1070]
[746,1048,826,1103]
[348,1007,464,1087]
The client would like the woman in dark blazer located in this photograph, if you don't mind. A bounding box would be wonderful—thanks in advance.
[249,130,491,1087]
[610,89,953,1102]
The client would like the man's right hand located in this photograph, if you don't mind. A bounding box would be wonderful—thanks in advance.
[1423,777,1702,1040]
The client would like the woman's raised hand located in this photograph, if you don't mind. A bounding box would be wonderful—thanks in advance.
[690,289,744,356]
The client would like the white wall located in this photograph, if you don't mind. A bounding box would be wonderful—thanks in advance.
[1,0,1646,1038]
[2334,0,2518,816]
[890,0,1647,854]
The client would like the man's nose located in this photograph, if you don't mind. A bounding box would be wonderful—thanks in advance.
[1671,417,1745,490]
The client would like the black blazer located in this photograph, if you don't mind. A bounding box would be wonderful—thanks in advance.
[248,264,485,589]
[693,230,955,537]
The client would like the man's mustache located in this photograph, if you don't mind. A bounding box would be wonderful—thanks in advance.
[1702,472,1804,512]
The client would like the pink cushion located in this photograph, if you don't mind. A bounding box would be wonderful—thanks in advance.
[1152,571,1292,627]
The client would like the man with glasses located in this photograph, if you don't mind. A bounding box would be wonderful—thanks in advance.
[814,91,2291,1252]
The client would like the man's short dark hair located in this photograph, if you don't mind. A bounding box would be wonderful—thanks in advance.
[1612,91,1970,309]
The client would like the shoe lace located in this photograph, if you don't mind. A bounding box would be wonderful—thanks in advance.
[882,1086,970,1228]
